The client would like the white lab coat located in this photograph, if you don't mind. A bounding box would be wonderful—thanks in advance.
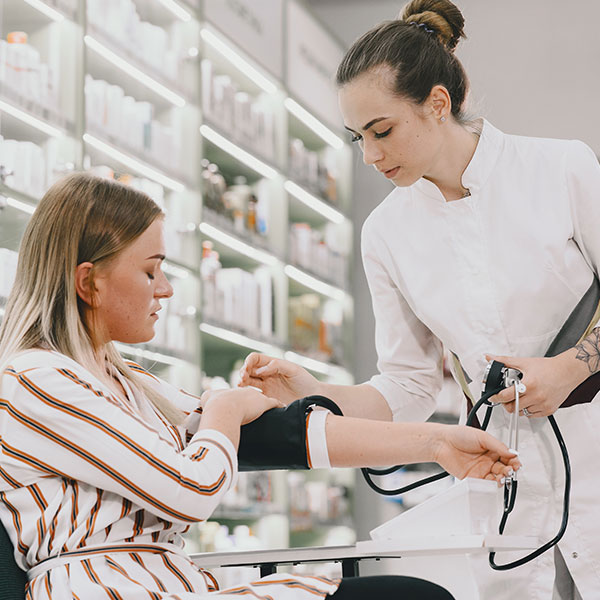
[361,119,600,599]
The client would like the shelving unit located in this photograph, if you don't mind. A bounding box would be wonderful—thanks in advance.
[0,0,355,552]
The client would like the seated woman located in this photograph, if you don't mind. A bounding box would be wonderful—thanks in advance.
[0,173,518,599]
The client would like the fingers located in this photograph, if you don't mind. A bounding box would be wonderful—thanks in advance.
[254,359,279,377]
[479,431,519,462]
[240,353,283,378]
[238,376,267,390]
[493,387,517,405]
[239,353,270,385]
[266,395,285,409]
[485,354,523,370]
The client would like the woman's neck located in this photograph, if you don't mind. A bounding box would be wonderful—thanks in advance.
[424,119,481,202]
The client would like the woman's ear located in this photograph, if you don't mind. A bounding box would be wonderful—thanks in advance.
[428,84,452,121]
[75,262,97,306]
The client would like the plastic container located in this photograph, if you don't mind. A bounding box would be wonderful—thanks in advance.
[369,478,503,540]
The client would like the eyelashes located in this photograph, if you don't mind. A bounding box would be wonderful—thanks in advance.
[349,127,392,143]
[374,127,392,139]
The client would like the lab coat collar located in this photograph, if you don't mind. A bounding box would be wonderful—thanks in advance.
[413,118,504,202]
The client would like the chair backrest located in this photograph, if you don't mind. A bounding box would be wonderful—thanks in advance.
[0,519,27,600]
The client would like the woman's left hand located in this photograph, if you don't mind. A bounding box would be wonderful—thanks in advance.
[435,425,521,482]
[485,353,581,417]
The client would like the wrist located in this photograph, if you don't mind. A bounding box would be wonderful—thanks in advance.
[314,380,329,397]
[203,394,244,423]
[554,349,590,389]
[426,423,447,464]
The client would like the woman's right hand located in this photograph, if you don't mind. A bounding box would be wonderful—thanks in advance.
[433,425,521,483]
[238,352,322,405]
[200,387,283,425]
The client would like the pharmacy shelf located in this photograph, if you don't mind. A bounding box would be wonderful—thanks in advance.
[285,264,350,304]
[210,505,285,522]
[202,207,273,255]
[200,123,281,183]
[132,0,195,27]
[286,180,347,226]
[163,258,198,280]
[200,25,281,97]
[114,341,197,369]
[0,93,73,143]
[200,321,285,379]
[83,132,187,193]
[200,321,284,357]
[285,96,345,151]
[0,203,33,253]
[2,0,356,552]
[284,350,353,384]
[0,182,41,206]
[199,221,281,269]
[4,0,74,28]
[84,31,191,109]
[84,128,191,190]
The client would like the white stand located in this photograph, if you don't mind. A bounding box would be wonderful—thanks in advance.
[192,480,537,599]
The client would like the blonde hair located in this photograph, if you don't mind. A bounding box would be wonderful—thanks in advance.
[0,172,183,424]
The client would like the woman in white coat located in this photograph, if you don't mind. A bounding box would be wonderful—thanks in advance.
[240,1,600,598]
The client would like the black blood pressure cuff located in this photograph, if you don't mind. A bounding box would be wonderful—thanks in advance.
[238,395,343,471]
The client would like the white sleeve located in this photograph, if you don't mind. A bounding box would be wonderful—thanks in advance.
[566,140,600,328]
[361,217,443,422]
[567,140,600,275]
[305,409,331,469]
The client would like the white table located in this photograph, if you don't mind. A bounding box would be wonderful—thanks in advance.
[191,534,538,578]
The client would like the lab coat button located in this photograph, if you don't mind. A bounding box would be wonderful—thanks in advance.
[572,552,578,559]
[485,327,494,335]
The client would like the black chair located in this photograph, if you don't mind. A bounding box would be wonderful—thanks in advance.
[0,520,27,600]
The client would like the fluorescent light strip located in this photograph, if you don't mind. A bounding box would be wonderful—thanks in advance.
[285,351,354,382]
[7,197,36,214]
[199,125,279,180]
[284,180,345,224]
[163,260,190,279]
[156,0,192,22]
[284,351,333,375]
[200,28,278,95]
[200,322,284,357]
[23,0,65,21]
[84,133,185,192]
[84,35,186,108]
[0,99,63,138]
[114,342,186,367]
[284,264,347,302]
[199,222,280,266]
[284,98,344,150]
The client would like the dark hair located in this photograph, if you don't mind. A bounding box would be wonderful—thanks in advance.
[336,0,469,120]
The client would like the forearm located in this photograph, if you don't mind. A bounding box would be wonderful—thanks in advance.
[324,413,441,467]
[555,327,600,390]
[316,382,393,421]
[198,398,243,450]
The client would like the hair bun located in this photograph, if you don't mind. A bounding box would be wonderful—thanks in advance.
[400,0,466,52]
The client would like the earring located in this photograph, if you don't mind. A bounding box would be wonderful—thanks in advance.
[440,116,446,123]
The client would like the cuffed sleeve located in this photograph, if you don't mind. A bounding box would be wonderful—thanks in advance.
[361,216,443,422]
[305,409,331,469]
[566,140,600,327]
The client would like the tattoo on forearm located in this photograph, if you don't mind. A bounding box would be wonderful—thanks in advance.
[575,328,600,374]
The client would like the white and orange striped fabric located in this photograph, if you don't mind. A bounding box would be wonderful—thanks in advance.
[0,349,340,599]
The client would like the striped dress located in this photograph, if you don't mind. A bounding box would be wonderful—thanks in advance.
[0,349,340,599]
